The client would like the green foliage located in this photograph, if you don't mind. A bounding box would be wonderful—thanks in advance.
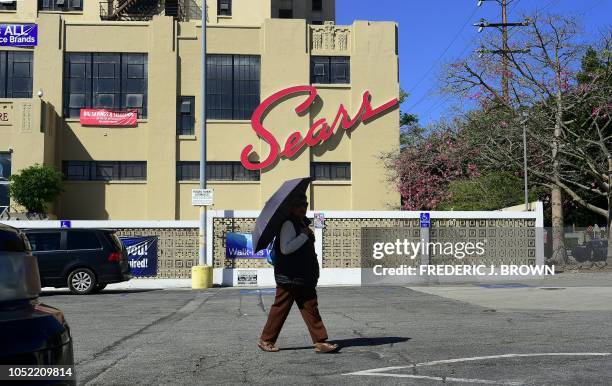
[8,164,64,213]
[437,172,541,211]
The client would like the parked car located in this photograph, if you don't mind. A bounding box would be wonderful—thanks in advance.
[0,224,76,384]
[571,239,609,263]
[24,228,131,295]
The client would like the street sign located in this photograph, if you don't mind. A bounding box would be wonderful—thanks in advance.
[60,220,72,228]
[192,188,214,206]
[419,213,430,228]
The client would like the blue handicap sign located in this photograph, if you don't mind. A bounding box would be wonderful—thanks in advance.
[419,213,430,228]
[60,220,72,228]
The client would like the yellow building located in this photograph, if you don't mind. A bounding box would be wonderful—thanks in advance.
[0,0,400,220]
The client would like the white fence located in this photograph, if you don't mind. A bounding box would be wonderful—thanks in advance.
[3,203,545,286]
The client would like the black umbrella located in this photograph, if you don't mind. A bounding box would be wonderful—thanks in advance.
[252,177,312,253]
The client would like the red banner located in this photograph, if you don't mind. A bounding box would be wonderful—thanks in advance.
[79,109,138,127]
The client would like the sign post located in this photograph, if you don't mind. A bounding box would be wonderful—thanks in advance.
[192,4,212,290]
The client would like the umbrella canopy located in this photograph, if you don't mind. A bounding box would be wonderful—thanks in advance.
[252,177,312,253]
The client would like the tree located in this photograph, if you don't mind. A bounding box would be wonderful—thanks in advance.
[398,89,423,148]
[438,171,542,211]
[9,164,64,214]
[391,123,479,210]
[444,14,611,266]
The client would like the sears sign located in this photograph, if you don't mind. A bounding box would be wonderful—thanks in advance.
[0,24,38,47]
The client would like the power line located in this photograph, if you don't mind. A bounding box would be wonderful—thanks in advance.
[407,6,481,94]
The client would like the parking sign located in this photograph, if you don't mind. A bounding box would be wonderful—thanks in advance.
[419,213,430,228]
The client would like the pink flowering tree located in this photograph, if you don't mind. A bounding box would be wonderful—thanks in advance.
[393,127,479,210]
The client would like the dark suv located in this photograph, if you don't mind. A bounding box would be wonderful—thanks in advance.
[24,229,131,295]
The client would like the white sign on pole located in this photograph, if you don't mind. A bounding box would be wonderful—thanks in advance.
[192,189,214,206]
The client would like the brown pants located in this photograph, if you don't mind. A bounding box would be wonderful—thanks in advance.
[260,284,328,344]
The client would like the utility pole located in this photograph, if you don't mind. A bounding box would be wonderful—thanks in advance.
[474,0,529,101]
[192,1,212,289]
[199,0,207,267]
[475,0,531,211]
[501,0,509,100]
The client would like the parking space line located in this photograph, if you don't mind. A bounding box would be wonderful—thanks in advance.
[345,352,611,383]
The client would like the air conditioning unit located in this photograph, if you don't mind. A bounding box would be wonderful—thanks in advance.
[220,4,229,10]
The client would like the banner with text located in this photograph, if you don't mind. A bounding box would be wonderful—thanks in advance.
[0,24,37,47]
[226,232,270,259]
[120,236,158,277]
[80,109,138,127]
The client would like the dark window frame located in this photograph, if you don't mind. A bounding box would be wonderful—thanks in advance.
[310,56,350,85]
[62,161,147,181]
[0,1,16,11]
[63,52,148,118]
[206,54,260,120]
[177,161,260,182]
[0,152,11,208]
[39,0,83,12]
[312,0,323,11]
[310,162,351,181]
[217,0,231,16]
[177,96,195,135]
[0,51,33,98]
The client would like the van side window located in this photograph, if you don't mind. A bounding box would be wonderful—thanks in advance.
[27,232,61,251]
[67,232,101,250]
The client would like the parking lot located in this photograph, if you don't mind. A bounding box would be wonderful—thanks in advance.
[42,274,612,385]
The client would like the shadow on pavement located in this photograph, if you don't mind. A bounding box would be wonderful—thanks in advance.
[40,289,162,296]
[281,336,411,351]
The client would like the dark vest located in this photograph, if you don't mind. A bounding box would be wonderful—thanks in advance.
[273,218,319,287]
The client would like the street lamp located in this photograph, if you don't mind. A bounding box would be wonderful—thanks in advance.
[520,110,530,211]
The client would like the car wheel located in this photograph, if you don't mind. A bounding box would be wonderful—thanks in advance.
[91,283,107,293]
[68,268,97,295]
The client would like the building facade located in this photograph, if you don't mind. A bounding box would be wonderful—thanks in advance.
[0,0,400,220]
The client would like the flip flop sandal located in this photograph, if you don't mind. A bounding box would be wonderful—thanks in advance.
[258,341,280,352]
[314,342,340,354]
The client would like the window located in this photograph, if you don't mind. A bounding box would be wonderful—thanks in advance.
[67,232,101,250]
[311,56,350,84]
[0,1,16,11]
[278,0,293,18]
[27,232,62,252]
[312,0,322,11]
[177,96,195,135]
[278,9,293,18]
[0,51,33,98]
[311,162,351,181]
[218,0,231,16]
[206,55,260,120]
[39,0,83,12]
[0,229,26,252]
[177,161,260,181]
[62,161,147,181]
[0,152,10,208]
[64,53,148,118]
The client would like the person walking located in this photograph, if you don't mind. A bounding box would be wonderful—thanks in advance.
[258,192,339,354]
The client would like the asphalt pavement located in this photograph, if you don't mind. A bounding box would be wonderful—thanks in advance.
[40,275,612,385]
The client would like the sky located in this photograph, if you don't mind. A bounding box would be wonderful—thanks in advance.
[336,0,612,127]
